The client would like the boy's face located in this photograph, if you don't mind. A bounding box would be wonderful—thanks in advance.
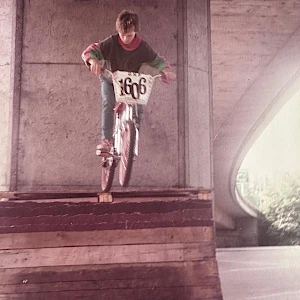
[118,28,136,45]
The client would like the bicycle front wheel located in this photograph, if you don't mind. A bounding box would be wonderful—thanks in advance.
[119,120,136,187]
[101,156,115,192]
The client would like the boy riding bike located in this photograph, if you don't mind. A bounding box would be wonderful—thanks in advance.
[81,9,176,152]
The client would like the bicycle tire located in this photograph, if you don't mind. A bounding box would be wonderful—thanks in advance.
[119,120,136,187]
[101,156,115,192]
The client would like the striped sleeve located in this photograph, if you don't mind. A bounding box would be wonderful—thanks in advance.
[81,43,104,66]
[146,55,168,72]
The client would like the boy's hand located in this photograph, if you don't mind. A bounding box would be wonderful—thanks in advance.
[161,70,176,83]
[89,59,104,75]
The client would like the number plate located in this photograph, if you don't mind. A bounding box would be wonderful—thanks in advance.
[112,71,155,105]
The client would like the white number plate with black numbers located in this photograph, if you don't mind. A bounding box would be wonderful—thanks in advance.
[112,71,155,105]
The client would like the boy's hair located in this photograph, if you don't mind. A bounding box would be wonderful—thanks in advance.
[116,10,139,33]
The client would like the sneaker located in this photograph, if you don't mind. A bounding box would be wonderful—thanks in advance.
[96,139,112,155]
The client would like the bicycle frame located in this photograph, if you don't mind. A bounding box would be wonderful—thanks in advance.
[99,70,161,191]
[107,70,160,159]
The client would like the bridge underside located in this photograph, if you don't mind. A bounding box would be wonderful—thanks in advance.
[211,0,300,228]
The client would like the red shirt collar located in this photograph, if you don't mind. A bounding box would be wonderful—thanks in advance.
[118,34,142,51]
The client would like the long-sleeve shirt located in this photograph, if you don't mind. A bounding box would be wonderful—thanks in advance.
[81,34,168,73]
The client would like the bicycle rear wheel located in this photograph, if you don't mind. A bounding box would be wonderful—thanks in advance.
[119,120,136,187]
[101,156,115,192]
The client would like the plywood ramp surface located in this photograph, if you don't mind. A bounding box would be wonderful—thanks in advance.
[0,189,222,299]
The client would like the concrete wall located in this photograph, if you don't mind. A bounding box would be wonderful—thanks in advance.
[0,0,13,190]
[4,0,212,192]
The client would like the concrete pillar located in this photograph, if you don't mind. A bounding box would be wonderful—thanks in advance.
[0,0,12,190]
[2,0,213,192]
[0,0,23,191]
[179,0,213,189]
[0,1,18,191]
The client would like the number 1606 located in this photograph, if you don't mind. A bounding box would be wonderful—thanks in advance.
[119,77,147,99]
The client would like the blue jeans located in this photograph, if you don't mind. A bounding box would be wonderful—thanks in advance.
[100,77,144,140]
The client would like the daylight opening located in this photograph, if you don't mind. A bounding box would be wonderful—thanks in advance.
[236,94,300,245]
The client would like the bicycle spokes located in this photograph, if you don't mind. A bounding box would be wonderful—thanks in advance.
[119,121,136,187]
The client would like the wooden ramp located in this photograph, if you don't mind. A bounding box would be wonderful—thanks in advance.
[0,188,223,300]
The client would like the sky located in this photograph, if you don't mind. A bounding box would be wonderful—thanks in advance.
[240,93,300,180]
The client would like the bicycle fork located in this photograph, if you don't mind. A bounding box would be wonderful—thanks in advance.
[114,104,139,157]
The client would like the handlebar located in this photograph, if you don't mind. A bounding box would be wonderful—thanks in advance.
[101,69,162,80]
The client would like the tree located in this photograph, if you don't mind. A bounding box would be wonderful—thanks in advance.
[259,173,300,245]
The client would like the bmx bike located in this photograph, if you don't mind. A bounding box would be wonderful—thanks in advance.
[96,70,161,192]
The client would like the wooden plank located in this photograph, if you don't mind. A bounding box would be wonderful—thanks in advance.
[0,287,222,300]
[0,200,214,233]
[0,219,213,234]
[111,196,193,203]
[0,199,212,216]
[198,192,212,200]
[9,197,98,203]
[0,188,211,201]
[99,193,113,203]
[0,209,213,226]
[4,195,212,204]
[0,278,221,293]
[0,227,214,250]
[0,261,220,284]
[0,191,98,200]
[110,188,211,199]
[0,243,215,269]
[0,261,222,292]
